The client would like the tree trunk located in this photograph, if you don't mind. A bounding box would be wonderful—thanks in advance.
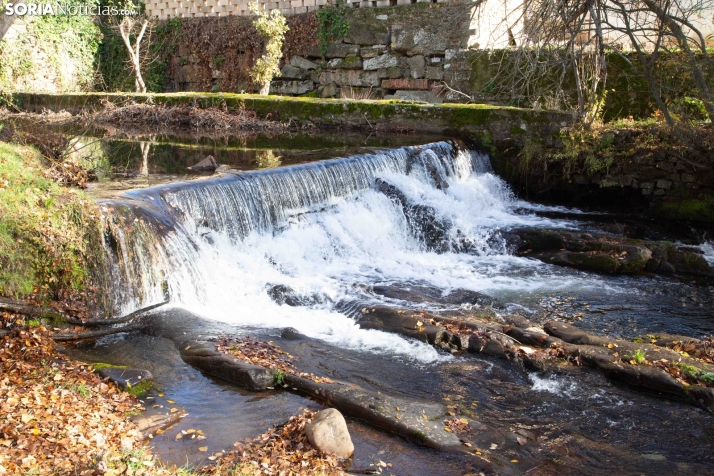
[640,0,714,122]
[119,18,149,94]
[259,81,271,96]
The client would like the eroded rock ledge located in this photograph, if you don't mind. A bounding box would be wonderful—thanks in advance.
[511,227,712,276]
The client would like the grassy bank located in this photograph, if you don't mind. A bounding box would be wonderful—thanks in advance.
[0,140,102,299]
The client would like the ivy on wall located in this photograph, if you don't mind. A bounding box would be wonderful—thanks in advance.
[316,0,349,56]
[0,0,101,91]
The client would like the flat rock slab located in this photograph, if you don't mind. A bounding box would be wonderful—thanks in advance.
[283,374,534,473]
[179,340,276,391]
[132,390,188,439]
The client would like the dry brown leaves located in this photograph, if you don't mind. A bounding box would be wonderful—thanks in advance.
[662,338,714,364]
[215,336,335,384]
[201,409,347,476]
[216,336,297,375]
[91,102,289,133]
[0,319,146,475]
[43,159,93,188]
[444,417,473,437]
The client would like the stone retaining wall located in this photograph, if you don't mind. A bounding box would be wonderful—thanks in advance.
[146,0,453,18]
[172,4,479,102]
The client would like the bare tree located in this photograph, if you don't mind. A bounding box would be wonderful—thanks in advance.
[473,0,714,124]
[116,3,149,93]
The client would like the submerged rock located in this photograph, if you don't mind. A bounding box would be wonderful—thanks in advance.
[267,284,301,306]
[304,408,354,459]
[370,284,497,307]
[375,178,450,252]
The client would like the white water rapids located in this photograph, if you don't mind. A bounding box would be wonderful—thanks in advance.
[101,141,611,362]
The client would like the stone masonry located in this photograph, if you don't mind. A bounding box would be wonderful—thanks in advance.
[146,0,453,19]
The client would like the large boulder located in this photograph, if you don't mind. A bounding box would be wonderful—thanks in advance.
[304,408,354,459]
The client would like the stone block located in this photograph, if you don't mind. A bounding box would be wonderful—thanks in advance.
[653,188,666,196]
[305,409,354,459]
[269,80,315,95]
[386,66,402,78]
[425,65,443,80]
[324,43,360,58]
[391,26,448,56]
[280,64,309,80]
[319,69,381,87]
[344,22,389,45]
[321,82,338,98]
[656,179,673,189]
[381,78,430,90]
[405,55,425,79]
[290,56,318,70]
[681,173,696,183]
[363,53,400,70]
[342,56,363,69]
[655,161,674,171]
[360,45,387,59]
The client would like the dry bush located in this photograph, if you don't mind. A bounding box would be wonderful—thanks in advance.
[91,101,289,133]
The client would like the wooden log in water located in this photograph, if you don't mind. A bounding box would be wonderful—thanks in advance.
[64,300,169,326]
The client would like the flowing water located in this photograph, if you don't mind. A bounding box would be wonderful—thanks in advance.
[67,134,714,474]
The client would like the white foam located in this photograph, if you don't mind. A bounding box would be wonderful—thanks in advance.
[529,373,579,397]
[699,241,714,265]
[105,143,612,364]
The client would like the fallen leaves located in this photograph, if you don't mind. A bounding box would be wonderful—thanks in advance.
[216,335,297,375]
[215,335,335,384]
[200,409,349,475]
[0,320,145,475]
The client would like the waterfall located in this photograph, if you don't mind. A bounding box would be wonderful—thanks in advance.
[99,139,585,361]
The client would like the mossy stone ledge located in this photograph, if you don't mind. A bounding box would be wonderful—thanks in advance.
[6,92,573,147]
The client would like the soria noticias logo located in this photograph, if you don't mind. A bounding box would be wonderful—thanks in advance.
[4,3,137,15]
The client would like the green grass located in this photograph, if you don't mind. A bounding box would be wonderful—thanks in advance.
[0,142,101,298]
[273,369,286,385]
[700,372,714,384]
[90,362,128,371]
[626,348,647,364]
[125,380,154,397]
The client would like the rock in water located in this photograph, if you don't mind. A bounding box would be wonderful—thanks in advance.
[304,408,354,459]
[188,155,218,172]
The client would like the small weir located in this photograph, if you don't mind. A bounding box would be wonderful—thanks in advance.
[85,138,714,473]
